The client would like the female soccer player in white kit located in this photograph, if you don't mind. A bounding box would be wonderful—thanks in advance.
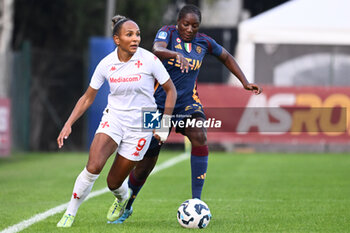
[56,15,177,227]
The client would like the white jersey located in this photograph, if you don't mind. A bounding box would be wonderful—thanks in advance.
[89,47,170,128]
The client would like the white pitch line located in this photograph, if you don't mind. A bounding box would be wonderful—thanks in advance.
[0,152,189,233]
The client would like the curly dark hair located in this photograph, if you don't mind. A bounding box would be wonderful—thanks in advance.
[177,4,201,22]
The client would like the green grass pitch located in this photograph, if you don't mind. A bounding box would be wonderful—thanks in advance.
[0,151,350,233]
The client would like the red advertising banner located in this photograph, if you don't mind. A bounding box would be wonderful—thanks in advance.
[167,85,350,144]
[0,98,11,156]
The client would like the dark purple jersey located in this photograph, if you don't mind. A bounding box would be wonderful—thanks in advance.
[153,25,222,110]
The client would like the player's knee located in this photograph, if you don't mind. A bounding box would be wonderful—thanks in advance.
[189,131,207,146]
[86,163,103,174]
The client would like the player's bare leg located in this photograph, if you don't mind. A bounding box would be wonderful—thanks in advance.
[58,133,117,227]
[111,143,160,224]
[106,153,138,222]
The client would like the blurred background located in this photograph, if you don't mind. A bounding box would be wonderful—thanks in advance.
[1,0,349,155]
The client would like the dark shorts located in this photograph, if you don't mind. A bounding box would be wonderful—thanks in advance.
[144,103,206,157]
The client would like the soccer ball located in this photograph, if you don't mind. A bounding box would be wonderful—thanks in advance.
[177,199,211,229]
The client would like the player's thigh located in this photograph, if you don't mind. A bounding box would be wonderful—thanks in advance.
[183,117,207,146]
[87,133,118,174]
[88,108,123,174]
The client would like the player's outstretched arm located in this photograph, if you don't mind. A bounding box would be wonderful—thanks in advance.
[218,48,262,95]
[57,86,98,148]
[153,41,193,73]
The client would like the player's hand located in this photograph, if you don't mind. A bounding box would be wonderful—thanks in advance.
[57,124,72,149]
[154,130,169,145]
[153,114,171,145]
[245,83,263,95]
[176,53,194,73]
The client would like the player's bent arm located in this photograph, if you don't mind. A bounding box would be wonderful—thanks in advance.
[57,86,98,148]
[153,41,193,72]
[218,48,262,94]
[152,41,176,60]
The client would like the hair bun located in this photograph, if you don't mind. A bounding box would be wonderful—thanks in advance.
[111,15,126,27]
[111,15,130,35]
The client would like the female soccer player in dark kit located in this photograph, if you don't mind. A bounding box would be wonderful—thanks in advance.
[112,5,262,224]
[56,15,176,227]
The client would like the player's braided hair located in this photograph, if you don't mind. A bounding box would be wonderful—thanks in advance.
[177,4,201,22]
[111,15,130,36]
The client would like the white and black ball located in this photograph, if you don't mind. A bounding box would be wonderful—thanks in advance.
[177,199,211,229]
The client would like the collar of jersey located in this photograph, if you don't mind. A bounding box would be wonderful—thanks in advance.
[112,47,141,64]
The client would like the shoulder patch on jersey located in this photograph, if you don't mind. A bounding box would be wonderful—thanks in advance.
[158,31,167,39]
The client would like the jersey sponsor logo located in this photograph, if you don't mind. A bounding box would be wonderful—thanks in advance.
[158,31,167,39]
[175,44,183,50]
[196,46,202,54]
[110,66,116,71]
[135,60,143,68]
[184,43,192,53]
[176,37,181,43]
[168,58,202,71]
[109,74,141,83]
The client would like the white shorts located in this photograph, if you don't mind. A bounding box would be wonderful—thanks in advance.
[95,108,152,161]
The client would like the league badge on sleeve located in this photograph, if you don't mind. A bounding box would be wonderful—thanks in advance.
[158,31,168,39]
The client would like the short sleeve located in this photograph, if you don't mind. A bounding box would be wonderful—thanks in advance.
[152,56,170,85]
[154,26,171,44]
[206,36,223,57]
[89,61,106,90]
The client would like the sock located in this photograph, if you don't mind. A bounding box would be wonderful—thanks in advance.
[191,145,209,199]
[125,170,146,210]
[65,167,99,216]
[110,179,129,202]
